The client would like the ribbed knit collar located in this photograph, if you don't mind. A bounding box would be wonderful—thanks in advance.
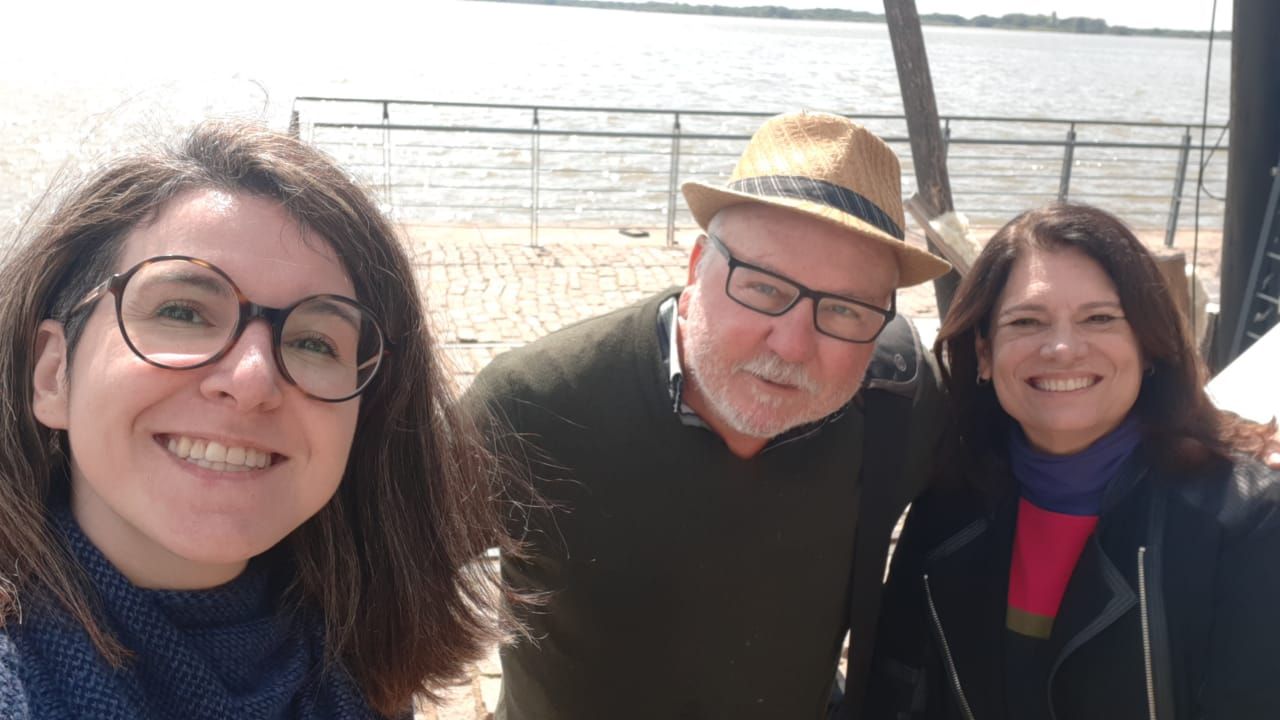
[1009,415,1144,516]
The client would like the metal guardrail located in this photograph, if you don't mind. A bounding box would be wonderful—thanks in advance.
[289,97,1229,248]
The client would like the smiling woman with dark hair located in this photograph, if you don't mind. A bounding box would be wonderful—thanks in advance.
[865,203,1280,719]
[0,121,523,719]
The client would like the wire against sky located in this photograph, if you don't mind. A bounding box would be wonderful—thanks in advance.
[693,1,1232,33]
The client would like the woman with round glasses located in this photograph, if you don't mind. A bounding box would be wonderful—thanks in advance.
[0,122,522,718]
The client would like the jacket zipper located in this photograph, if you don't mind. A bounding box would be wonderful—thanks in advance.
[923,574,976,720]
[1137,546,1157,720]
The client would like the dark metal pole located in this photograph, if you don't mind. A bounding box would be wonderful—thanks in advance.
[666,113,682,247]
[884,0,960,317]
[1212,0,1280,371]
[381,102,392,207]
[1057,123,1077,202]
[531,108,541,248]
[1165,129,1193,248]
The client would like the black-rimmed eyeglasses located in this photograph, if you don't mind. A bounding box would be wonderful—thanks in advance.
[706,233,895,344]
[68,255,390,402]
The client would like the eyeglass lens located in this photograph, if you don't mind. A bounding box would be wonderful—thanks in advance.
[726,265,886,342]
[118,259,383,400]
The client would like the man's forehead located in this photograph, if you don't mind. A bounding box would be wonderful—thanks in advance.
[712,206,900,296]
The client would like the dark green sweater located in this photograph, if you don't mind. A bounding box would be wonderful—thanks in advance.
[470,289,935,720]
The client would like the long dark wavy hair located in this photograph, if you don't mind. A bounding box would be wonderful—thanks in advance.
[936,203,1274,484]
[0,120,524,715]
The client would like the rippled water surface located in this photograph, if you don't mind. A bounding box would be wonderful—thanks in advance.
[1,1,1231,234]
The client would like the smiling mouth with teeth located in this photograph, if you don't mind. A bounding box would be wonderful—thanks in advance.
[1030,376,1099,392]
[163,435,275,472]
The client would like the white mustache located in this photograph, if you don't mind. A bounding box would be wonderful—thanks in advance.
[736,354,819,395]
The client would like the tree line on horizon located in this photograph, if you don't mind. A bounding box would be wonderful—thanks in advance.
[484,0,1228,39]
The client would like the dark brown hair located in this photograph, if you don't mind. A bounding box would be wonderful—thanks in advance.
[936,203,1274,480]
[0,120,522,715]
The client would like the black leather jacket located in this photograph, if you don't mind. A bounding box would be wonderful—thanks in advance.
[864,448,1280,720]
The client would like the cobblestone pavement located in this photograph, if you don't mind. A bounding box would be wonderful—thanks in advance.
[413,646,502,720]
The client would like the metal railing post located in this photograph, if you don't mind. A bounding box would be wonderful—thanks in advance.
[530,108,541,248]
[1165,128,1193,247]
[942,117,951,158]
[1057,122,1076,202]
[381,102,392,207]
[666,113,682,247]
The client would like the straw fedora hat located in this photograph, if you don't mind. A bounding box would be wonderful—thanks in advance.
[681,111,951,288]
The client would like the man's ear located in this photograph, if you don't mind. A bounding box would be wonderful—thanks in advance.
[33,319,71,430]
[975,334,992,382]
[686,234,707,287]
[677,286,692,319]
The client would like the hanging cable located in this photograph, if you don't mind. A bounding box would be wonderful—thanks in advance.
[1198,124,1230,201]
[1190,0,1221,345]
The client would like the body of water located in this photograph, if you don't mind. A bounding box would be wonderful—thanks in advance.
[2,0,1231,235]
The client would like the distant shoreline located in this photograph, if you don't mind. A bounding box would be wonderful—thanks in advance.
[481,0,1230,40]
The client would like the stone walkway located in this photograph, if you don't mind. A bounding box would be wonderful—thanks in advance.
[414,645,502,720]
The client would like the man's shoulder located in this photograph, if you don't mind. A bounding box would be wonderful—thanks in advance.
[863,315,924,394]
[860,314,945,409]
[855,314,949,503]
[470,288,677,407]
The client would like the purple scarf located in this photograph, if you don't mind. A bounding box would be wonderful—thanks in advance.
[1009,416,1143,515]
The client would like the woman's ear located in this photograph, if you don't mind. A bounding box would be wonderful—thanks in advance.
[975,334,993,382]
[33,319,71,430]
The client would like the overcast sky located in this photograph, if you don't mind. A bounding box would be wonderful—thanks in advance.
[3,1,1232,34]
[697,0,1231,32]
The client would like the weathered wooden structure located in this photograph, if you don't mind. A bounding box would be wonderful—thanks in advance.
[883,0,960,315]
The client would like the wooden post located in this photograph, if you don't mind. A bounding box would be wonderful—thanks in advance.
[884,0,961,317]
[1212,0,1280,371]
[1152,250,1191,324]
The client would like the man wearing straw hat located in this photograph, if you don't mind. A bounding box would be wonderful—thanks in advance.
[471,111,952,719]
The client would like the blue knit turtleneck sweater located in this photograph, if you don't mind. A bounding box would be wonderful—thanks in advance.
[0,510,381,719]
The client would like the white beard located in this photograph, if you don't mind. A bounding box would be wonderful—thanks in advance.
[680,282,857,439]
